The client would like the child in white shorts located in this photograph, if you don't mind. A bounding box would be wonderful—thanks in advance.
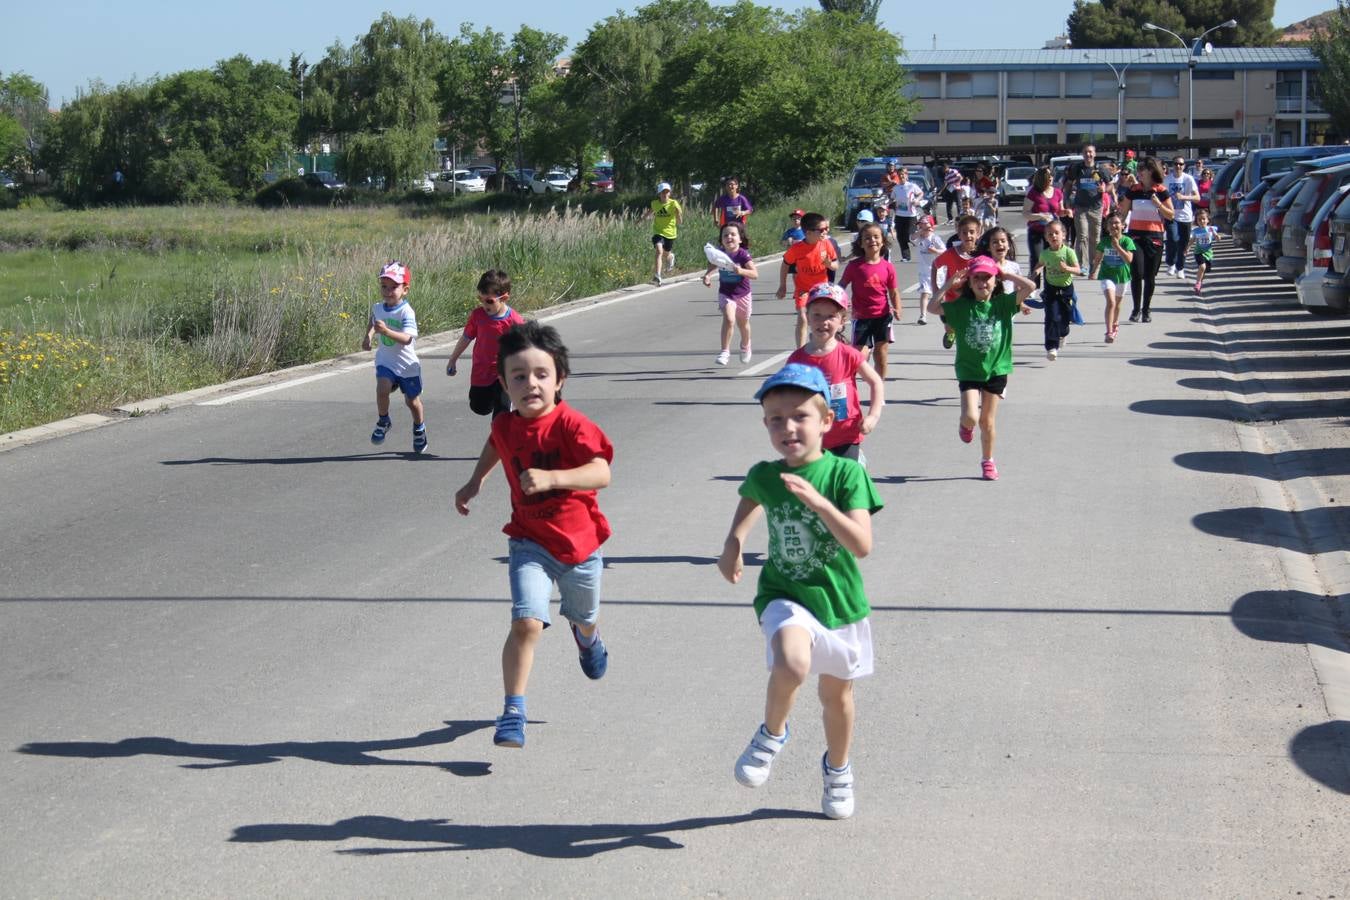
[913,216,944,325]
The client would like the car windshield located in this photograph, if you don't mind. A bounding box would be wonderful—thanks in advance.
[849,169,885,188]
[1005,167,1035,180]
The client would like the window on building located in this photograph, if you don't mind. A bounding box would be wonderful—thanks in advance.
[906,119,940,134]
[1125,120,1179,141]
[1192,118,1234,130]
[1065,121,1118,144]
[946,72,997,98]
[1008,120,1059,145]
[1008,71,1060,98]
[1276,71,1306,114]
[1066,70,1117,99]
[947,119,998,134]
[1191,68,1235,80]
[1125,71,1178,98]
[909,73,940,99]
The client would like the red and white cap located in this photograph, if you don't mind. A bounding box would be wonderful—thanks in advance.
[807,282,849,310]
[379,261,411,285]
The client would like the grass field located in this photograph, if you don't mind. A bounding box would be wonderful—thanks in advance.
[0,183,842,433]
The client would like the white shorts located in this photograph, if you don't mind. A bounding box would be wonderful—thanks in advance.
[1099,279,1127,295]
[760,599,874,680]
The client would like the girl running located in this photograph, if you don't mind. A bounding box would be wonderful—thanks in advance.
[840,223,901,379]
[978,226,1021,295]
[912,216,945,326]
[701,222,759,366]
[1089,213,1135,343]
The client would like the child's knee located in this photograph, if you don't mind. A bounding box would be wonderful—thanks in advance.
[509,617,545,639]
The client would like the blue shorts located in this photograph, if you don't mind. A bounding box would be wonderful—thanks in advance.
[375,365,423,399]
[508,538,602,627]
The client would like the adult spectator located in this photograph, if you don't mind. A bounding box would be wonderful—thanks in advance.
[712,177,753,229]
[1060,144,1104,268]
[881,161,901,191]
[939,162,962,223]
[889,167,925,262]
[1021,166,1061,290]
[1117,157,1175,323]
[1163,156,1201,278]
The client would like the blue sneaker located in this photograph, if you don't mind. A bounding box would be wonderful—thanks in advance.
[573,624,608,680]
[412,426,428,454]
[370,416,391,445]
[494,707,526,748]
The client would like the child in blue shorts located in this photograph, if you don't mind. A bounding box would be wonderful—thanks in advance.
[454,321,614,748]
[362,260,427,454]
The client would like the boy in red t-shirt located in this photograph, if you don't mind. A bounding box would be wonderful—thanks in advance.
[445,269,526,418]
[454,320,614,749]
[930,215,983,350]
[777,212,839,348]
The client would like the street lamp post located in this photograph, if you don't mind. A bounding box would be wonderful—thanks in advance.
[1084,52,1154,145]
[1142,20,1238,141]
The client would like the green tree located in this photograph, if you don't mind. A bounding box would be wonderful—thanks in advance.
[654,3,914,197]
[0,72,51,175]
[305,14,445,188]
[1068,0,1278,49]
[1311,1,1350,136]
[816,0,881,23]
[41,80,158,205]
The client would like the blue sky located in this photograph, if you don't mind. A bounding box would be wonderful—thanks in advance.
[12,0,1335,106]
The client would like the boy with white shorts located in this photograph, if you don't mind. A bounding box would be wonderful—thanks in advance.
[717,363,883,819]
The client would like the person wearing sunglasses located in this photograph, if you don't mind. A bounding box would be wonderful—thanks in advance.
[1163,158,1201,279]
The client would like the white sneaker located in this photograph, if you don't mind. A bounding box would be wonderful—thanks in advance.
[821,753,855,819]
[739,345,752,364]
[1046,348,1058,361]
[735,724,787,788]
[716,349,730,366]
[652,275,662,286]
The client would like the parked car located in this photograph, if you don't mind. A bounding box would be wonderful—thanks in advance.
[1238,145,1350,200]
[1322,189,1350,312]
[1295,184,1350,315]
[1208,156,1246,233]
[493,171,532,193]
[1256,185,1300,268]
[468,165,496,179]
[1231,175,1278,249]
[530,170,571,194]
[1251,154,1350,260]
[302,171,345,190]
[999,166,1034,204]
[844,157,898,229]
[412,172,436,193]
[435,169,487,193]
[588,172,615,193]
[1277,162,1350,282]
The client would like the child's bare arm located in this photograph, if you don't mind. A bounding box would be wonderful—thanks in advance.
[362,320,375,352]
[520,456,610,496]
[454,438,502,515]
[718,496,763,584]
[445,334,472,375]
[775,260,790,298]
[779,475,873,558]
[888,283,901,319]
[1089,250,1104,278]
[371,319,414,346]
[857,360,885,434]
[702,264,717,287]
[740,259,759,280]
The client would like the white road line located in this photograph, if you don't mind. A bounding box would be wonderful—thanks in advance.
[740,351,792,377]
[198,365,364,406]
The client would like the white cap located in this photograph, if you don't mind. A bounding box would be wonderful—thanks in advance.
[656,182,672,194]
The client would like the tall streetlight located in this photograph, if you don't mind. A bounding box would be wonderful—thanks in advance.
[1143,20,1238,140]
[1083,52,1154,145]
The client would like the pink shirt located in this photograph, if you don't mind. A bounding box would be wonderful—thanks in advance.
[839,258,897,320]
[1026,186,1062,233]
[787,341,865,449]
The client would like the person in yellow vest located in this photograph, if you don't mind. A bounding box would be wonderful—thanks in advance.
[649,182,683,286]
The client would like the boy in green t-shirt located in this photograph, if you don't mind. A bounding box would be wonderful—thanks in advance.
[718,362,883,820]
[649,182,683,286]
[1089,213,1135,343]
[1031,220,1082,361]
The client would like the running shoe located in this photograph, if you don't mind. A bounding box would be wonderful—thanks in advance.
[821,753,855,820]
[412,426,428,455]
[1193,283,1203,296]
[1105,331,1115,344]
[942,330,955,349]
[494,707,526,748]
[652,275,662,286]
[572,624,608,680]
[1046,348,1057,361]
[716,349,730,366]
[917,315,928,325]
[370,416,391,445]
[735,724,788,788]
[1141,312,1152,323]
[958,423,974,444]
[981,458,999,481]
[1128,310,1140,323]
[739,344,752,364]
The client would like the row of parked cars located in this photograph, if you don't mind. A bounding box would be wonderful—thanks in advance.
[1211,145,1350,316]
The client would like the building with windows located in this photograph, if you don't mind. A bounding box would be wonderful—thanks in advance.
[901,48,1330,151]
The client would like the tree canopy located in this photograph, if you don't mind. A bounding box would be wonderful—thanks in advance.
[0,72,51,176]
[816,0,881,24]
[1310,1,1350,136]
[1067,0,1278,49]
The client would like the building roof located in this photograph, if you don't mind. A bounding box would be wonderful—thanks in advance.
[902,47,1319,72]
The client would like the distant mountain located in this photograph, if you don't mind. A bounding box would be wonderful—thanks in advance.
[1278,10,1337,43]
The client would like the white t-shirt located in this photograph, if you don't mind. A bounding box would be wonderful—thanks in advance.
[370,299,420,377]
[997,259,1022,296]
[890,181,926,219]
[1165,172,1199,223]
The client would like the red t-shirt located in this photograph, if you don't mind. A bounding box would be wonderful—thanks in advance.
[489,401,614,564]
[787,341,865,449]
[465,306,525,387]
[839,258,897,320]
[783,239,838,307]
[934,247,974,302]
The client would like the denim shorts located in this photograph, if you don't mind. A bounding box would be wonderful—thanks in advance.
[508,538,602,627]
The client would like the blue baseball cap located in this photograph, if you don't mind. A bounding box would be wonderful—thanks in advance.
[754,362,829,403]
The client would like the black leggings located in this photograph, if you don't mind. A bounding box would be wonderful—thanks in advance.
[1128,232,1164,314]
[1027,229,1046,289]
[894,216,914,258]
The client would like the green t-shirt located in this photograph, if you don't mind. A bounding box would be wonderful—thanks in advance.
[1039,245,1078,287]
[1095,234,1136,284]
[651,199,682,239]
[944,292,1022,382]
[739,453,883,629]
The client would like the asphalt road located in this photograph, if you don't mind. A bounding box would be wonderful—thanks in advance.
[2,224,1349,897]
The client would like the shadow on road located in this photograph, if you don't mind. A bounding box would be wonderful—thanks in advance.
[17,720,496,774]
[229,807,823,857]
[1176,374,1350,394]
[1130,397,1348,423]
[1130,354,1350,373]
[1229,590,1349,654]
[1192,506,1350,553]
[1289,721,1350,795]
[161,453,473,465]
[1175,448,1350,479]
